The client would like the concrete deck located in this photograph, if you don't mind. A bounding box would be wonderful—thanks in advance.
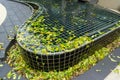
[0,0,32,59]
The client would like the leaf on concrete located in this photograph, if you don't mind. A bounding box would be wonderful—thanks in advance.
[18,75,21,80]
[0,43,4,50]
[13,73,17,80]
[96,69,102,72]
[117,56,120,59]
[108,55,117,62]
[0,64,3,67]
[7,71,12,79]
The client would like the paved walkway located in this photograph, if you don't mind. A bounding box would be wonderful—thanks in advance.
[75,47,120,80]
[0,0,32,79]
[0,0,32,59]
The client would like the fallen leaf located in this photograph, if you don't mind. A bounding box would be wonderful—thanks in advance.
[18,75,21,80]
[7,71,12,79]
[117,56,120,59]
[0,64,3,67]
[108,55,117,62]
[96,69,102,72]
